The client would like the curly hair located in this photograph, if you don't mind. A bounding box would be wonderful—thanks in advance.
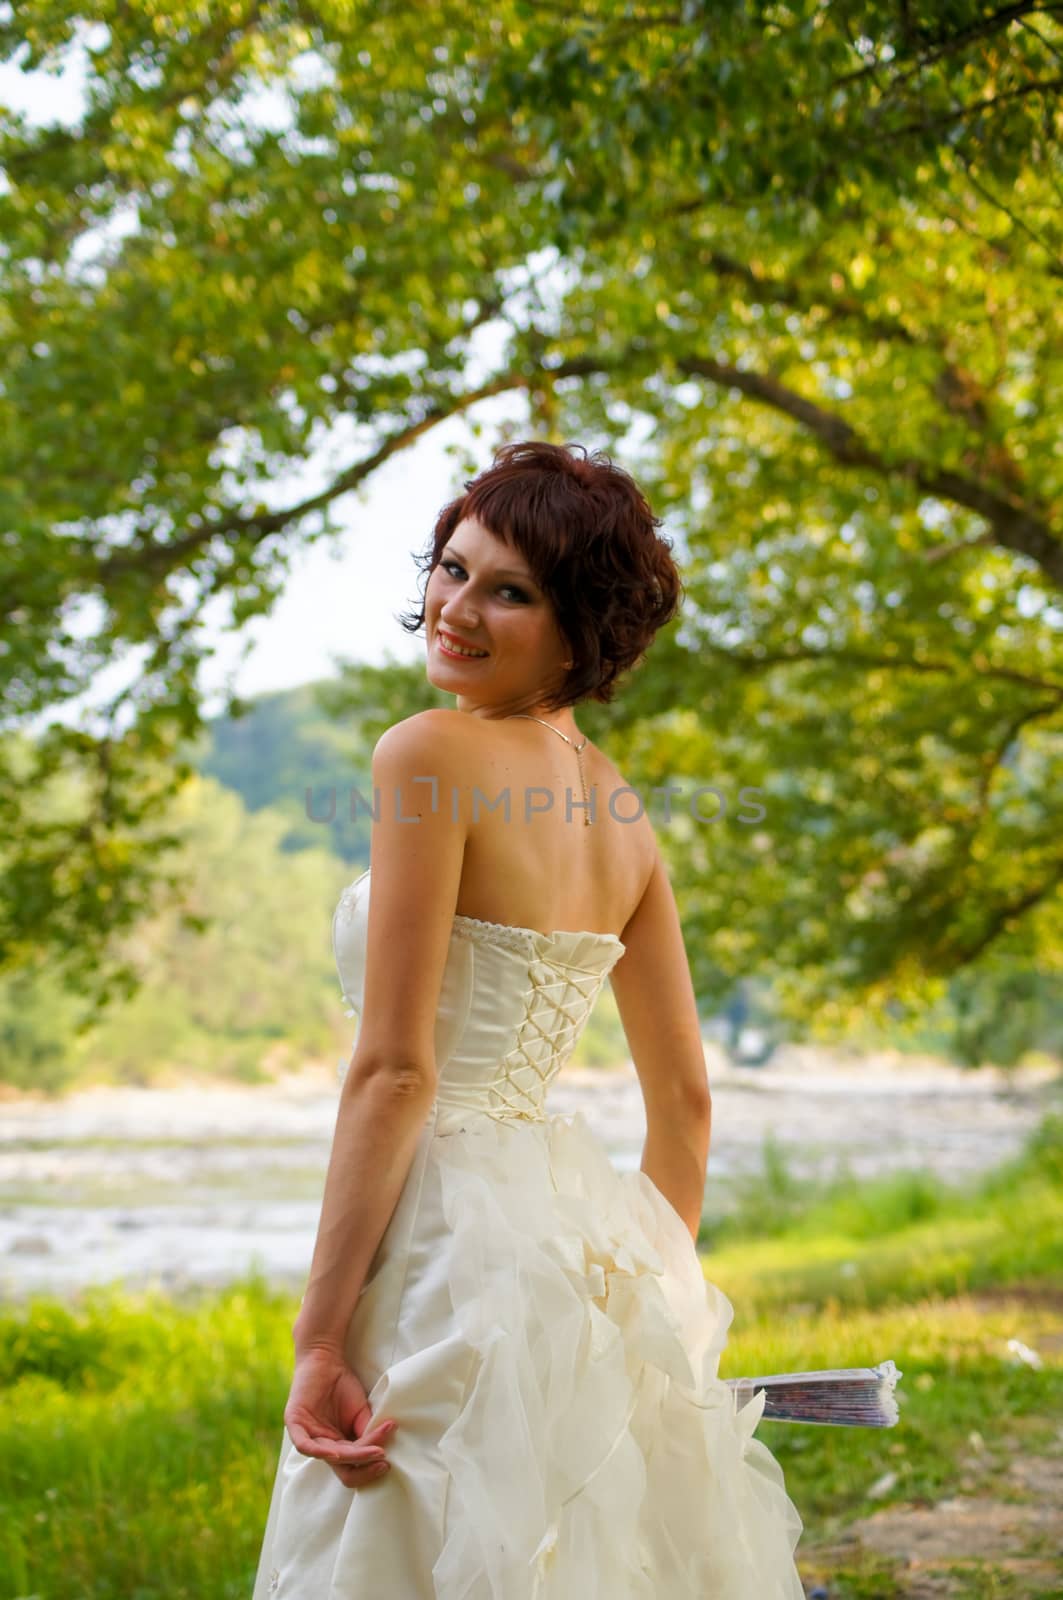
[397,440,684,711]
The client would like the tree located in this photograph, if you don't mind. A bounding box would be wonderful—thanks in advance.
[0,771,356,1093]
[2,2,1059,1037]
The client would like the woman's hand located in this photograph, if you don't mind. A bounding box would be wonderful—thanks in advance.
[283,1344,399,1490]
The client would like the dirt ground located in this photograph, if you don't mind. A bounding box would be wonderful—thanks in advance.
[802,1292,1063,1598]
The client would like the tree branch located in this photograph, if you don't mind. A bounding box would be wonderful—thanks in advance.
[94,366,534,585]
[695,638,1063,697]
[676,352,1063,586]
[827,3,1060,91]
[973,697,1061,813]
[950,851,1063,965]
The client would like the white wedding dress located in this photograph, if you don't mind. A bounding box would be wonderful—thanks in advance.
[252,868,805,1598]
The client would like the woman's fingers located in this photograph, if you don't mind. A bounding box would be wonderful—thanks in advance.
[281,1355,398,1486]
[286,1415,398,1470]
[290,1428,385,1465]
[297,1436,390,1484]
[333,1456,391,1487]
[327,1426,398,1471]
[325,1440,388,1466]
[359,1417,398,1446]
[308,1430,393,1486]
[322,1434,389,1465]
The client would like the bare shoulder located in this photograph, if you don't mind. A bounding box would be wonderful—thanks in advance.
[373,707,474,759]
[367,707,475,859]
[371,708,473,784]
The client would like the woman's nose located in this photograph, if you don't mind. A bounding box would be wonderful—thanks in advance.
[441,604,479,629]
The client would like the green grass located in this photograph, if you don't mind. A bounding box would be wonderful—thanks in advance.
[1,1116,1060,1598]
[699,1111,1063,1315]
[0,1274,294,1599]
[704,1108,1063,1247]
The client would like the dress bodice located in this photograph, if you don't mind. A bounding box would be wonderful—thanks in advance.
[332,869,625,1134]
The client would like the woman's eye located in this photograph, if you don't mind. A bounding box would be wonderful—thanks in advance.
[440,561,528,602]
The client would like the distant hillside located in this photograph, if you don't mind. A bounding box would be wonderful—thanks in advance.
[189,679,375,866]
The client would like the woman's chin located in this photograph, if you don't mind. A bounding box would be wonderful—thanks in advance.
[426,662,491,694]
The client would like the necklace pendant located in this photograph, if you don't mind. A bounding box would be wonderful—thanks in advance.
[507,713,591,823]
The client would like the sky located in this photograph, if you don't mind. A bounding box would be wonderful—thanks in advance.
[0,23,544,727]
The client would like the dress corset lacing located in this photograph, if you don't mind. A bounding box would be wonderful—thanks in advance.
[439,922,607,1129]
[331,871,623,1136]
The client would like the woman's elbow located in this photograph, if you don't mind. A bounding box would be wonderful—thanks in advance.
[345,1049,437,1099]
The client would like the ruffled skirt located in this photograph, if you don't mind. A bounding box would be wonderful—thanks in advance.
[253,1103,805,1599]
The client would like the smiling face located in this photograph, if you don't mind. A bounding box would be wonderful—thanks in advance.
[424,516,573,720]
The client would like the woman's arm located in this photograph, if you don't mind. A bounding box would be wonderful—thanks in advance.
[293,1065,437,1355]
[292,710,471,1353]
[609,846,712,1243]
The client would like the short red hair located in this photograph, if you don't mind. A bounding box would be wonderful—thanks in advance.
[398,440,683,709]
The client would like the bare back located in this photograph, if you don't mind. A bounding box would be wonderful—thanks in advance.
[449,715,656,939]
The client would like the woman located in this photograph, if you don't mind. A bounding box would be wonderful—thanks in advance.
[253,441,805,1597]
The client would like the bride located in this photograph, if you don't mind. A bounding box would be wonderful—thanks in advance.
[253,440,805,1597]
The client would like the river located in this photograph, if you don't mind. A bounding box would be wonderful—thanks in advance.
[1,1049,1057,1303]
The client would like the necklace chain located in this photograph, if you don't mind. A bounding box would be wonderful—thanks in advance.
[504,714,592,827]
